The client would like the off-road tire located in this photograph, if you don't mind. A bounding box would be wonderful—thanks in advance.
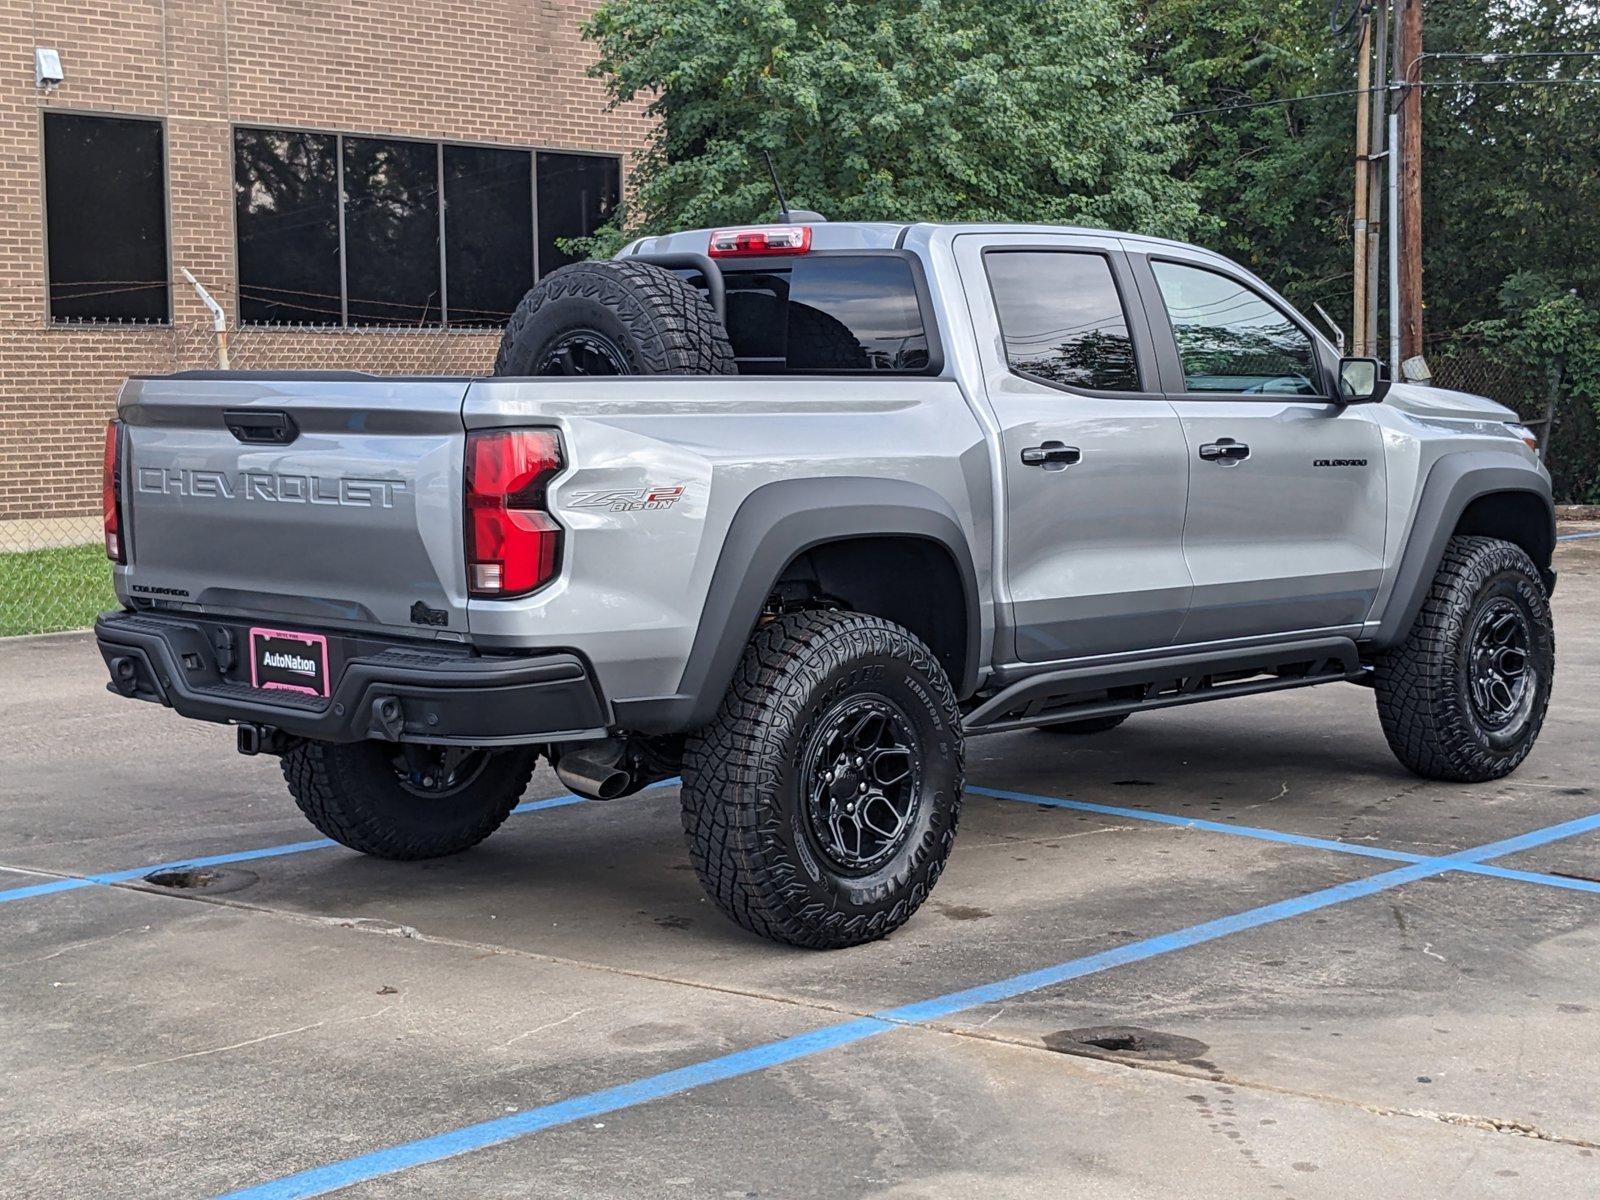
[1035,714,1129,735]
[281,740,538,860]
[1374,535,1554,782]
[493,259,736,377]
[681,611,965,950]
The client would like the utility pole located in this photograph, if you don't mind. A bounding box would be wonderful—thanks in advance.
[1395,0,1425,370]
[1352,1,1389,359]
[1352,11,1372,356]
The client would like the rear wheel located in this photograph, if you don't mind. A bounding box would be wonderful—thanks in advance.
[681,611,964,949]
[1373,535,1554,782]
[493,259,735,378]
[1034,714,1129,735]
[281,740,537,859]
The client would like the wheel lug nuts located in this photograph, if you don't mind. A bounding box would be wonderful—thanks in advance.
[855,756,864,767]
[859,781,868,792]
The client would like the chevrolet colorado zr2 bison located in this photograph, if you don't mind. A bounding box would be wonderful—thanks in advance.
[95,220,1556,949]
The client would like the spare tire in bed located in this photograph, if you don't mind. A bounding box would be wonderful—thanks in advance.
[492,259,737,377]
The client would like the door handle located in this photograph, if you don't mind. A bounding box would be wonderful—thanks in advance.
[1020,442,1082,471]
[224,409,299,445]
[1198,438,1250,463]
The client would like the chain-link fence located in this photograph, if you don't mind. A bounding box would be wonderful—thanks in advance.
[1429,339,1600,507]
[0,320,500,636]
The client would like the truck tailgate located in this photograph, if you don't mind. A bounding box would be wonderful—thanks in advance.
[118,374,472,637]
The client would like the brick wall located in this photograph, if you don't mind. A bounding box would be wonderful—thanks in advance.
[0,0,648,521]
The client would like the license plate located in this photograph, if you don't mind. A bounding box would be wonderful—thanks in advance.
[249,627,330,698]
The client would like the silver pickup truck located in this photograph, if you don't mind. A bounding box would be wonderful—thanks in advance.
[96,220,1556,949]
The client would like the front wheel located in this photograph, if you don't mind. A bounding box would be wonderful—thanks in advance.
[281,740,537,859]
[682,611,965,949]
[1373,535,1554,782]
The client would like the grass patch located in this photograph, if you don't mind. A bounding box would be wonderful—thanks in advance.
[0,542,116,636]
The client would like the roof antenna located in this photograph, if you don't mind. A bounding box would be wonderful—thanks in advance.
[759,149,826,224]
[762,150,792,223]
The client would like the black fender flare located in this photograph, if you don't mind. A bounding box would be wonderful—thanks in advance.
[611,477,982,734]
[1368,453,1554,648]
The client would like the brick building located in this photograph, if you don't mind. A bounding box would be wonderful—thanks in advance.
[0,0,648,530]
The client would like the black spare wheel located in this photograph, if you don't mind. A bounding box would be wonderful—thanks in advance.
[493,259,736,377]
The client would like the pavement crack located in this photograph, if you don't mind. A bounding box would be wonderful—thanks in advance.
[0,924,151,967]
[117,1005,395,1072]
[500,1007,592,1048]
[909,1020,1600,1153]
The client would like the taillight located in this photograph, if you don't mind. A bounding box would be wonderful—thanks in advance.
[103,419,125,563]
[465,429,563,597]
[707,225,812,257]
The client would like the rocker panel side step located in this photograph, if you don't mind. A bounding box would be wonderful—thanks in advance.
[962,637,1363,736]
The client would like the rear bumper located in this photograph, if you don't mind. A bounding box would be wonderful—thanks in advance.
[94,610,609,746]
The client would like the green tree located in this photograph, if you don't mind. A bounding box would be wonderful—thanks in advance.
[1416,1,1600,334]
[1138,0,1355,319]
[579,0,1203,252]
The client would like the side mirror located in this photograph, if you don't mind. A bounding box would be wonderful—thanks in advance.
[1337,357,1390,404]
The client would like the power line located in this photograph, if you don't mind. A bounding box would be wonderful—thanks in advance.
[1176,74,1600,118]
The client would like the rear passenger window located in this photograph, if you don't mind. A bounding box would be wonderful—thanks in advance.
[984,251,1141,392]
[717,255,932,374]
[1150,260,1319,395]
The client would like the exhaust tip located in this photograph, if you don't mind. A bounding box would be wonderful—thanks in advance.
[554,742,634,801]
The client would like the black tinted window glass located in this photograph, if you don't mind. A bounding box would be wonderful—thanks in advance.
[343,137,441,326]
[722,271,790,363]
[536,152,619,276]
[1151,260,1318,395]
[234,128,340,324]
[784,256,928,371]
[444,145,532,326]
[45,113,168,322]
[986,251,1139,391]
[716,255,932,374]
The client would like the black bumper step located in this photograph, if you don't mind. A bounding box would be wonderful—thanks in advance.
[95,610,609,746]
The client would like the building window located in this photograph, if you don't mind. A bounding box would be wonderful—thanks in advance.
[445,145,533,325]
[234,129,340,324]
[536,152,620,277]
[233,129,618,327]
[44,112,169,323]
[343,137,441,326]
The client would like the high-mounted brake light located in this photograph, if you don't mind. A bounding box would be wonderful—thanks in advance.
[465,429,563,597]
[707,225,812,258]
[103,419,125,563]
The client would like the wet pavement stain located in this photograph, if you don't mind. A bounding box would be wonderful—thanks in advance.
[1042,1025,1216,1072]
[932,902,993,922]
[137,866,259,896]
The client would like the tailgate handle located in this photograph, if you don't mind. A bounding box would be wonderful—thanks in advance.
[224,409,299,445]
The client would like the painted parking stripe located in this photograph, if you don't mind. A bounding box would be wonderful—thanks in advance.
[0,792,601,907]
[1558,530,1600,541]
[215,809,1600,1199]
[970,785,1600,895]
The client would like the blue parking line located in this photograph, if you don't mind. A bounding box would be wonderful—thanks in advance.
[0,790,631,907]
[970,785,1600,895]
[216,807,1600,1200]
[1558,530,1600,541]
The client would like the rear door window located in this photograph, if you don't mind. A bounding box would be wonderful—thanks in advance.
[984,250,1141,392]
[716,255,933,374]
